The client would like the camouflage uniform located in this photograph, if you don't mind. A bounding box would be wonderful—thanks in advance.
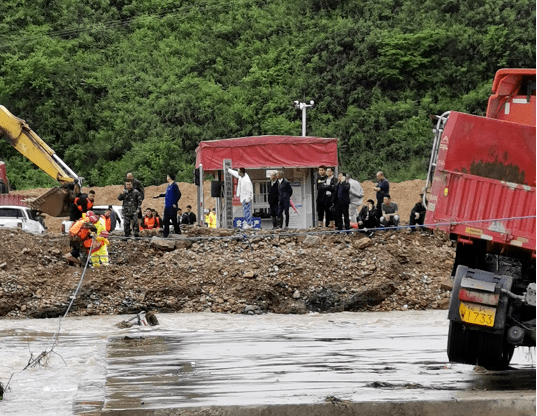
[118,188,142,237]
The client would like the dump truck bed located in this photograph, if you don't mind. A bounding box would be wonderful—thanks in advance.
[426,111,536,253]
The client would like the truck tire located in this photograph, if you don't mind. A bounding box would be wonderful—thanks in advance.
[476,332,514,370]
[447,321,478,365]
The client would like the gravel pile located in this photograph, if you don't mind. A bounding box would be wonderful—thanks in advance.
[0,226,454,319]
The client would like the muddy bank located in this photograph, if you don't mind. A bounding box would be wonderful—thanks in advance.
[0,226,454,319]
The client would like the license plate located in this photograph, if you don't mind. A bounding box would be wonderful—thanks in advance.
[459,301,496,327]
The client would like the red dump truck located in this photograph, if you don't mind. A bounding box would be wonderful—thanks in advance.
[425,68,536,369]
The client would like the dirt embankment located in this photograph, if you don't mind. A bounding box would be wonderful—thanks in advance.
[0,224,454,319]
[14,179,426,233]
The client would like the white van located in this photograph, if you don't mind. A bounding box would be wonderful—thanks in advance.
[0,205,46,234]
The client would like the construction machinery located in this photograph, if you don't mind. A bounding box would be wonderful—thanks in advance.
[425,69,536,369]
[0,105,81,217]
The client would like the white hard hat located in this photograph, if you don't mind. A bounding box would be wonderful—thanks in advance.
[204,208,209,214]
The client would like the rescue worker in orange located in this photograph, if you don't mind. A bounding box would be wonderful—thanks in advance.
[69,190,95,222]
[140,208,159,236]
[152,209,162,228]
[101,206,120,232]
[63,210,99,264]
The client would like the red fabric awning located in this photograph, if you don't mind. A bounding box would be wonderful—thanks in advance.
[195,136,338,171]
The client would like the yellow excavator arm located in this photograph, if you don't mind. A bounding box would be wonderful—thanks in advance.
[0,105,82,217]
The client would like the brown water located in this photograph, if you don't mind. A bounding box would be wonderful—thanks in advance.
[0,311,534,415]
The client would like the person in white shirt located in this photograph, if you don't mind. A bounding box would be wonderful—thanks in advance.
[226,167,254,229]
[347,174,364,223]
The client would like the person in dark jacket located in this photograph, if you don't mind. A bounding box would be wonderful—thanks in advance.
[69,190,95,221]
[276,170,293,228]
[334,172,351,231]
[101,205,121,232]
[268,172,279,229]
[409,194,428,233]
[357,199,379,235]
[0,178,8,194]
[373,171,389,215]
[118,180,142,237]
[126,172,144,219]
[126,172,145,201]
[182,205,197,225]
[320,167,337,227]
[316,166,328,226]
[154,173,181,237]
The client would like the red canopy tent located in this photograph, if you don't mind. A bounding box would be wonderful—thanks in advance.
[195,135,338,171]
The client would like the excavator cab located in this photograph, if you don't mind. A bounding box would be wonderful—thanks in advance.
[0,106,82,217]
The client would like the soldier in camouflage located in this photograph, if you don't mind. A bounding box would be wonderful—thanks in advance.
[118,180,142,237]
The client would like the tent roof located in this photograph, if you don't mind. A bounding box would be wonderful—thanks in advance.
[195,135,338,171]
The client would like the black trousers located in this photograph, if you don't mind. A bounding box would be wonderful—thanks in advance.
[409,212,426,230]
[323,200,334,226]
[163,207,181,237]
[277,199,290,227]
[270,203,279,227]
[358,217,379,229]
[335,202,350,230]
[316,199,325,222]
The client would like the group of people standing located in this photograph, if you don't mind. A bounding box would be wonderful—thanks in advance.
[225,166,294,230]
[316,166,364,231]
[317,167,427,233]
[268,170,293,229]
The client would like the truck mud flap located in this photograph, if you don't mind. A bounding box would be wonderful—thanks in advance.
[448,265,513,333]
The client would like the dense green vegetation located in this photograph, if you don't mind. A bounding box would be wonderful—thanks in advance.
[0,0,534,189]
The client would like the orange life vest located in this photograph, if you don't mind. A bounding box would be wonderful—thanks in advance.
[74,197,94,213]
[69,218,93,248]
[102,215,112,231]
[143,216,156,229]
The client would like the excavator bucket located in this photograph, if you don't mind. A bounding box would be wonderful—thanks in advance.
[25,185,77,217]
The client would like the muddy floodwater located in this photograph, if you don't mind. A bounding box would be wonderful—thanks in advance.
[0,310,534,415]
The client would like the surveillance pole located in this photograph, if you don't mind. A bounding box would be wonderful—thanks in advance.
[294,100,314,137]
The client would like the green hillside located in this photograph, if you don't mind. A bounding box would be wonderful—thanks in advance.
[0,0,534,189]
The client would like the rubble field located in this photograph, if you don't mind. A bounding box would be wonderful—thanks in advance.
[1,178,455,319]
[0,225,455,319]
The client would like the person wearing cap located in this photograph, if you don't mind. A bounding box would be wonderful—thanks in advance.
[118,180,142,237]
[409,193,428,233]
[63,210,99,264]
[226,167,254,229]
[357,199,379,236]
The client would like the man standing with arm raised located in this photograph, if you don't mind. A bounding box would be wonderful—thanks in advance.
[154,173,181,237]
[226,167,254,229]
